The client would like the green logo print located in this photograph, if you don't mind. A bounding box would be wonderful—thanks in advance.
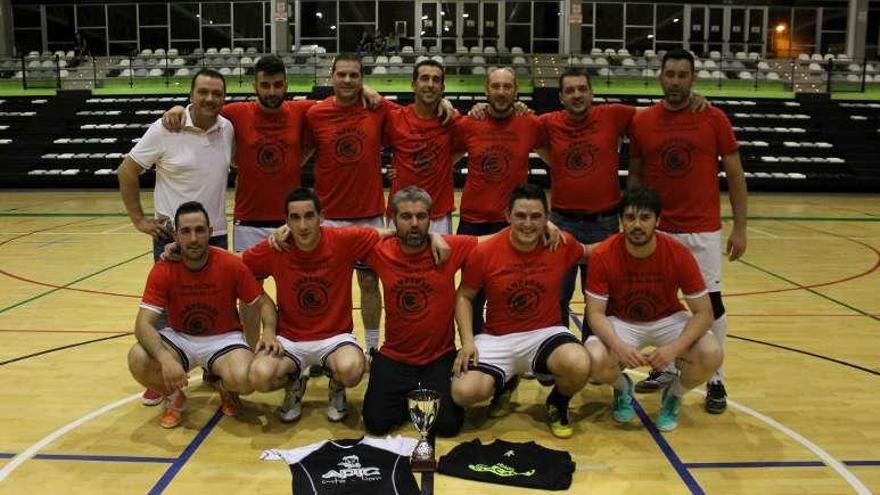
[467,463,536,478]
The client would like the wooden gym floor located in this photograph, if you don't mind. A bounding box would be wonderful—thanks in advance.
[0,190,877,495]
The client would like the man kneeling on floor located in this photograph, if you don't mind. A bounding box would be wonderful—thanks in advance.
[128,201,276,428]
[584,187,723,431]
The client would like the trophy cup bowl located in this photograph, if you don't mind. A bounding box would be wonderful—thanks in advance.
[407,388,441,472]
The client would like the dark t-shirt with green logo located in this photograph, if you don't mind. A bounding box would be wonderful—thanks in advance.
[438,439,575,490]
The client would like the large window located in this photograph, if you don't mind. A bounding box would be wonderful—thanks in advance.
[625,3,653,55]
[595,3,623,49]
[13,4,42,55]
[656,4,683,53]
[533,2,559,53]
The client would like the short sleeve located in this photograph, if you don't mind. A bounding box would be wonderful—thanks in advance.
[241,239,276,279]
[609,104,637,135]
[127,119,166,170]
[563,233,585,266]
[234,258,264,305]
[460,247,485,291]
[340,227,381,261]
[527,114,548,148]
[451,118,470,154]
[585,252,610,300]
[710,108,739,156]
[219,101,244,124]
[677,245,708,298]
[446,235,479,270]
[628,113,646,158]
[140,263,169,313]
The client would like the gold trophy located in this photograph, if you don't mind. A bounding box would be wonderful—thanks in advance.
[407,388,440,471]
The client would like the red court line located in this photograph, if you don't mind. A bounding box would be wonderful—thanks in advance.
[728,223,880,297]
[0,269,139,298]
[0,217,141,299]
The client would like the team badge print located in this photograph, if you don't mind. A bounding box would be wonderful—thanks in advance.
[478,145,513,182]
[181,304,217,335]
[658,138,695,178]
[255,138,286,174]
[393,278,432,320]
[504,280,543,315]
[563,142,597,177]
[333,128,367,163]
[294,277,330,315]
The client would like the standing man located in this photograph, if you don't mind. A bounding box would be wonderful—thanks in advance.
[362,186,477,437]
[127,201,276,428]
[628,47,748,414]
[536,68,635,332]
[450,184,592,439]
[244,188,381,423]
[454,68,546,334]
[383,60,462,234]
[305,53,392,355]
[118,68,234,405]
[584,187,723,431]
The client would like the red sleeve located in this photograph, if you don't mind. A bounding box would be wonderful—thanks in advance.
[341,227,381,261]
[451,118,470,155]
[292,99,317,112]
[241,240,275,279]
[564,232,585,266]
[234,257,263,305]
[610,104,637,135]
[141,263,170,310]
[628,112,648,158]
[676,246,707,297]
[528,114,547,149]
[446,235,479,269]
[585,251,610,298]
[710,108,739,156]
[460,247,485,291]
[219,101,240,122]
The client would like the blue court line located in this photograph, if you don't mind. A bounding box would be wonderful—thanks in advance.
[147,409,224,495]
[685,461,880,468]
[0,452,176,463]
[568,311,705,495]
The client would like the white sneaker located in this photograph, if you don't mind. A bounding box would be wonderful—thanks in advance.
[326,379,348,422]
[277,375,307,423]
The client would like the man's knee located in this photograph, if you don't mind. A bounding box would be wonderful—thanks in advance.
[434,402,465,437]
[362,406,397,436]
[329,348,365,387]
[249,356,287,392]
[451,374,493,408]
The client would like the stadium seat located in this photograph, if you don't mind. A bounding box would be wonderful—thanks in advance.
[580,56,593,65]
[231,67,245,76]
[738,71,754,80]
[621,58,635,67]
[811,53,823,61]
[617,48,630,57]
[735,51,747,60]
[604,48,616,56]
[704,60,718,69]
[644,49,656,59]
[748,52,760,60]
[514,67,529,76]
[148,68,163,77]
[641,69,655,77]
[472,55,486,65]
[456,46,469,54]
[846,74,860,83]
[697,69,711,78]
[361,55,375,65]
[594,57,608,66]
[512,56,527,66]
[797,53,810,62]
[401,46,414,54]
[219,67,232,76]
[372,66,387,75]
[484,46,497,55]
[233,47,244,55]
[218,47,229,55]
[246,47,258,55]
[389,55,403,64]
[757,61,771,70]
[693,59,703,69]
[119,69,132,77]
[709,51,721,60]
[140,49,153,57]
[134,68,148,77]
[766,72,780,81]
[443,55,457,65]
[471,66,486,75]
[808,63,824,74]
[154,48,166,57]
[415,55,429,63]
[240,56,253,66]
[375,55,389,64]
[206,47,218,55]
[590,48,603,56]
[431,55,443,64]
[168,48,179,57]
[598,68,612,77]
[469,46,482,54]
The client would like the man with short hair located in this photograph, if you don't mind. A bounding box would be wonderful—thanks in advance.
[453,68,546,334]
[361,186,476,437]
[118,68,234,405]
[584,187,723,431]
[306,53,392,355]
[450,184,592,439]
[628,47,748,413]
[383,60,462,234]
[536,68,635,332]
[127,201,277,428]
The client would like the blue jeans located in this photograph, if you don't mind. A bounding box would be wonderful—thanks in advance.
[551,211,618,338]
[456,220,508,335]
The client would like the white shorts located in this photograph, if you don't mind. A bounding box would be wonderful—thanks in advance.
[473,326,580,388]
[278,333,362,376]
[666,230,722,292]
[159,329,250,373]
[586,311,715,351]
[387,214,452,235]
[233,224,278,252]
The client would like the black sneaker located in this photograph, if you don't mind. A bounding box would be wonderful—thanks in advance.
[488,375,520,418]
[634,370,676,393]
[705,381,727,414]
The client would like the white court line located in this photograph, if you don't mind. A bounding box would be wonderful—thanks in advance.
[0,378,204,483]
[0,392,141,482]
[100,223,136,234]
[629,370,872,495]
[747,226,781,239]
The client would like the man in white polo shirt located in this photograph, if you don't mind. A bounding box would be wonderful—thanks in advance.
[117,68,235,405]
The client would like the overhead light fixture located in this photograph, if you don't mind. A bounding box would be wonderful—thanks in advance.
[775,23,786,33]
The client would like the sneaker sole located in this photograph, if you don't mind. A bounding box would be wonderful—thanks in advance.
[141,397,164,406]
[656,422,678,432]
[277,409,302,423]
[705,402,727,414]
[613,412,635,423]
[326,411,348,422]
[549,425,574,438]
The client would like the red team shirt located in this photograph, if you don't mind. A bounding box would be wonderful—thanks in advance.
[383,104,460,219]
[140,247,263,336]
[629,104,739,233]
[242,227,380,341]
[366,235,478,365]
[539,104,635,212]
[461,230,584,335]
[454,115,546,223]
[306,97,391,219]
[222,100,316,222]
[586,233,707,322]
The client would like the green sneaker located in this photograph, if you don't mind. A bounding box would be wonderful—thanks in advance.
[612,374,635,423]
[655,388,682,432]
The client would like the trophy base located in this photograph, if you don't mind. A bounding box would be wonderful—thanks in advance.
[410,457,436,472]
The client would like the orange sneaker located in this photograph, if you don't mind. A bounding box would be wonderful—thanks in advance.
[218,386,241,417]
[158,390,186,429]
